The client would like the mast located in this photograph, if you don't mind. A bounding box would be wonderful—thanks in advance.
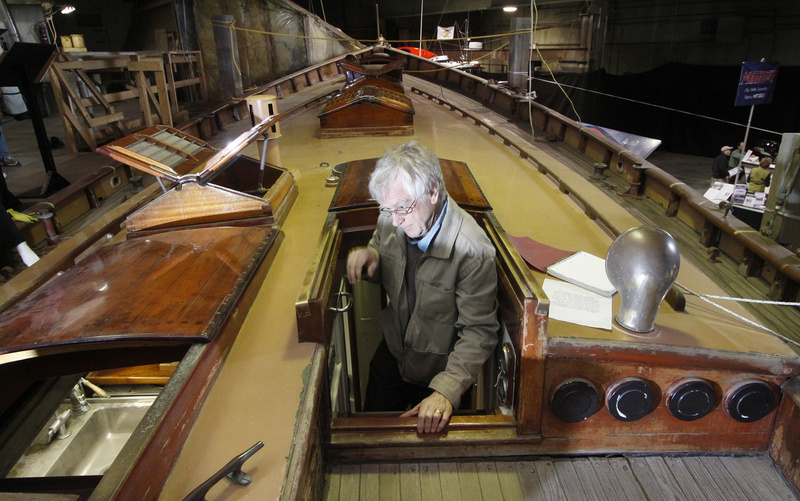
[418,0,424,52]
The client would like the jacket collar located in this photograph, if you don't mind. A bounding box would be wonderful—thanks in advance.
[423,195,462,259]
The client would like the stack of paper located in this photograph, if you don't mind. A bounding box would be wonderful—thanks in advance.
[546,251,616,297]
[507,234,615,330]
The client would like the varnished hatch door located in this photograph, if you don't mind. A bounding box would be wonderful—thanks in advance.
[329,158,491,213]
[0,226,279,361]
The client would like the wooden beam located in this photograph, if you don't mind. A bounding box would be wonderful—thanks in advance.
[47,65,78,153]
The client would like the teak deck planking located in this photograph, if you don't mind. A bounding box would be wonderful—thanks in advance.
[324,455,798,500]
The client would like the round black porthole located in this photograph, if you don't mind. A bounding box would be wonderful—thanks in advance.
[606,378,656,422]
[667,379,716,421]
[725,381,776,423]
[550,379,600,423]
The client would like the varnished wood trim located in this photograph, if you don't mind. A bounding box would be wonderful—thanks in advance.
[295,215,342,344]
[328,425,541,464]
[282,345,327,501]
[332,413,515,432]
[547,337,800,376]
[771,378,800,495]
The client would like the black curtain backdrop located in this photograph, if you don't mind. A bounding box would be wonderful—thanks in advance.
[530,63,800,159]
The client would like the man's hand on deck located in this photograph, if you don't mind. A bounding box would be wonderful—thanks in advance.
[401,391,453,433]
[346,247,379,284]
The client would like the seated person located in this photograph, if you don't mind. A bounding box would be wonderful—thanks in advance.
[346,141,499,434]
[748,157,773,193]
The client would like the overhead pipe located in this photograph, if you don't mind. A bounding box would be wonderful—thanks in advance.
[0,0,21,43]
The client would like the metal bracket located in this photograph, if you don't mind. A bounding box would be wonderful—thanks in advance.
[329,291,353,313]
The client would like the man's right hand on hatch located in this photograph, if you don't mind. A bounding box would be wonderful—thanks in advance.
[346,247,379,284]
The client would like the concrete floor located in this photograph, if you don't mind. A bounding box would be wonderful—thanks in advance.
[1,113,111,205]
[646,149,715,193]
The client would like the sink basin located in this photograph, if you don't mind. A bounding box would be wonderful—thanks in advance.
[9,395,157,478]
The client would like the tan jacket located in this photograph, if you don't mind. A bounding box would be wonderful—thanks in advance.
[748,166,771,193]
[368,196,499,407]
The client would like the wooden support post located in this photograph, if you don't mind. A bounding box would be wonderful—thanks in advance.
[737,248,764,277]
[700,220,721,248]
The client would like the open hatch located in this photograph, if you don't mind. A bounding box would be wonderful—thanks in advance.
[295,157,547,461]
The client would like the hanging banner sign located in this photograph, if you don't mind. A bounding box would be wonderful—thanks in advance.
[437,26,455,39]
[735,60,779,106]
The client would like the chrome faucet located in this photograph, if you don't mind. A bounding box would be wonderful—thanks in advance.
[69,383,91,416]
[47,409,72,442]
[68,378,108,416]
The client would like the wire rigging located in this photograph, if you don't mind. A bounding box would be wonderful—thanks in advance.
[676,282,800,348]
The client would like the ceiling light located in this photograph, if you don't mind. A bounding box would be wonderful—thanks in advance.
[60,5,75,14]
[503,6,518,12]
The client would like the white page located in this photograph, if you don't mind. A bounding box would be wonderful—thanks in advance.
[543,279,612,330]
[546,251,616,296]
[703,182,734,204]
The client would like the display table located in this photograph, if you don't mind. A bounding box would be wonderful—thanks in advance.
[732,203,764,229]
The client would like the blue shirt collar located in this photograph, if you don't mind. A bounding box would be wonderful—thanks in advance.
[410,197,448,252]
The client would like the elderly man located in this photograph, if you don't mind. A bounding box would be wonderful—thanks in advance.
[346,141,499,433]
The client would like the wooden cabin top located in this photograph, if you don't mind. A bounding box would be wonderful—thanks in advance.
[317,85,414,118]
[336,52,406,89]
[97,122,297,234]
[329,158,491,212]
[0,226,278,362]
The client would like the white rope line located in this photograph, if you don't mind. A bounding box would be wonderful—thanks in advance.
[534,79,781,136]
[683,290,800,307]
[675,282,800,348]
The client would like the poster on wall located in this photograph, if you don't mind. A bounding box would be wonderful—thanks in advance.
[735,61,780,107]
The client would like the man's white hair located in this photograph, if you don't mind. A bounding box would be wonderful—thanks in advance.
[369,141,446,203]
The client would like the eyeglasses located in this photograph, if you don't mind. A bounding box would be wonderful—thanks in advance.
[379,197,418,216]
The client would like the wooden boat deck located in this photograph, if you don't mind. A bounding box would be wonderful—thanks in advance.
[324,455,799,500]
[146,72,800,499]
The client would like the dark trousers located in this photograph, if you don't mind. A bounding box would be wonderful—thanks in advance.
[363,340,433,412]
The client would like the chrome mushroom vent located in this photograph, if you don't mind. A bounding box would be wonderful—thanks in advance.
[605,227,680,333]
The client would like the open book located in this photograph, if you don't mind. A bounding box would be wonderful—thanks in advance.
[546,251,617,297]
